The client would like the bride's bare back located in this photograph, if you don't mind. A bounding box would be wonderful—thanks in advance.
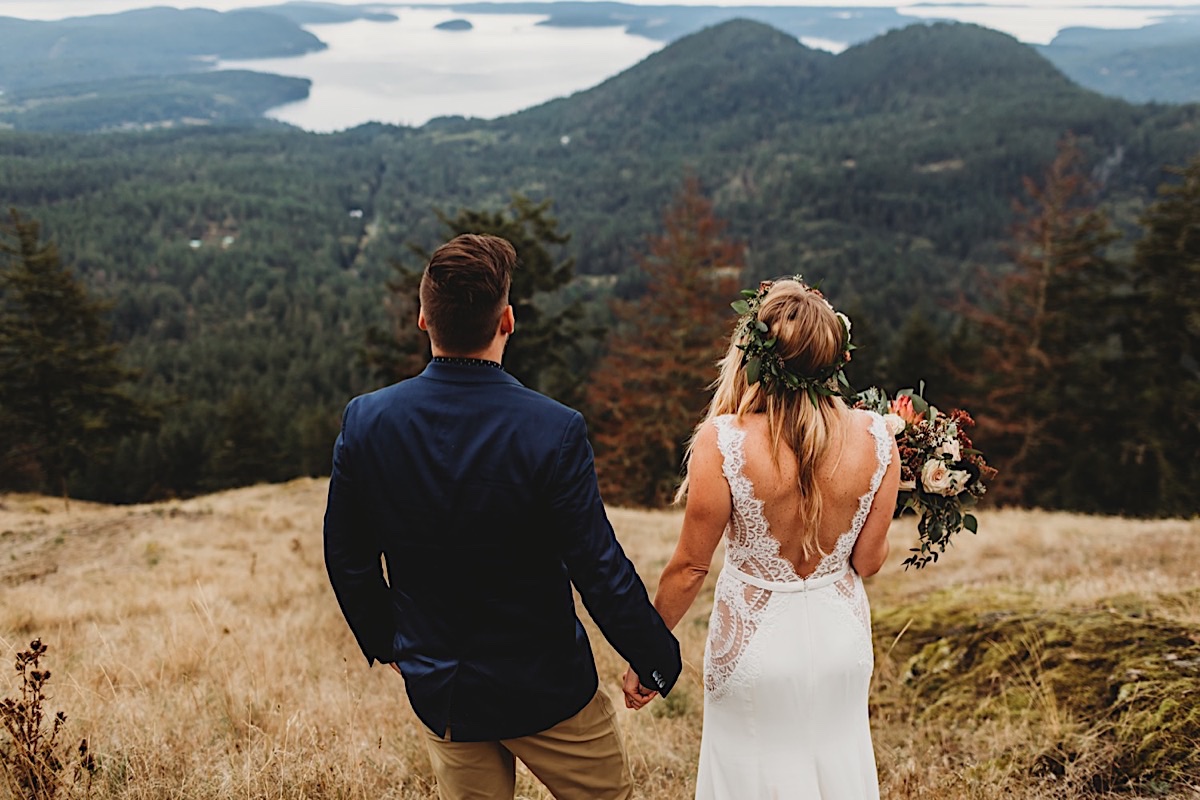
[734,407,897,577]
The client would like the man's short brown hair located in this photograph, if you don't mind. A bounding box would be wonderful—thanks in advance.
[419,234,517,355]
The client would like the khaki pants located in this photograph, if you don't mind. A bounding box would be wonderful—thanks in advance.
[422,689,633,800]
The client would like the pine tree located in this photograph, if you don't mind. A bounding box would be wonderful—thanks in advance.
[207,389,282,491]
[0,209,156,496]
[1124,155,1200,515]
[365,195,591,401]
[957,136,1121,507]
[884,309,957,400]
[587,178,743,507]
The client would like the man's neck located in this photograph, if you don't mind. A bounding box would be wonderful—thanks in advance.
[430,342,505,365]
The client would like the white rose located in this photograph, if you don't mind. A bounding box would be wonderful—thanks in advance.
[898,478,916,492]
[936,438,961,461]
[921,459,971,496]
[883,413,907,437]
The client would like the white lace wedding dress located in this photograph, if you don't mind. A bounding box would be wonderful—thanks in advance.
[695,412,892,800]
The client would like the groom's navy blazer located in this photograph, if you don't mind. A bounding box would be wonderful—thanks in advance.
[324,360,681,742]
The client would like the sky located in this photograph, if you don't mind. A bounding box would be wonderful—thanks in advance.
[1,0,1198,44]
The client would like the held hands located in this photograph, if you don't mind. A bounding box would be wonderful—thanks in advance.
[622,666,658,710]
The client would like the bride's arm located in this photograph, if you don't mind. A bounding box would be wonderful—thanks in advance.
[653,422,731,631]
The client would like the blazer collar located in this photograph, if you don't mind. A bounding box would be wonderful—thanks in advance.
[420,361,524,386]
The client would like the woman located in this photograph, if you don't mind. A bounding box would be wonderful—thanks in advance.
[627,278,900,799]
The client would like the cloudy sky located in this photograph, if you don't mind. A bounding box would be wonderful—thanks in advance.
[1,0,1196,44]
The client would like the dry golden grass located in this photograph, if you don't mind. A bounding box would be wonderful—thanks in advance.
[0,481,1198,799]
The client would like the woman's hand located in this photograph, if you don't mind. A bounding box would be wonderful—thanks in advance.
[622,666,658,710]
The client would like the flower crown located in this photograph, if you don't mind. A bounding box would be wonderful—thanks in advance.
[730,277,855,407]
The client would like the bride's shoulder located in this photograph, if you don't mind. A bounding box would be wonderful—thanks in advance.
[845,407,889,445]
[849,406,884,427]
[706,412,752,432]
[697,414,766,454]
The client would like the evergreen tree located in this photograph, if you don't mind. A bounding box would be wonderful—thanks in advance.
[365,195,591,402]
[587,178,744,507]
[957,136,1121,508]
[883,309,956,401]
[207,389,281,490]
[0,209,155,496]
[1124,155,1200,515]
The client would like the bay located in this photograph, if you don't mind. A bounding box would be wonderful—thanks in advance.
[218,9,664,131]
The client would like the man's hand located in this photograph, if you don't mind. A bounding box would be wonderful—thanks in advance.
[622,666,658,710]
[388,662,402,676]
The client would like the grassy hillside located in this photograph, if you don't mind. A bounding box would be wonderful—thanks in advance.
[1,485,1197,798]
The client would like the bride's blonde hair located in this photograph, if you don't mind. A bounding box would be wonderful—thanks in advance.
[677,279,849,559]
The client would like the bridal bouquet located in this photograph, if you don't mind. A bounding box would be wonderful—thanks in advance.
[856,386,996,569]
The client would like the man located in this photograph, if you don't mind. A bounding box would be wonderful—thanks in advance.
[324,233,681,800]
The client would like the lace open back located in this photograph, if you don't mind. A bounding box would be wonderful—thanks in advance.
[703,411,892,700]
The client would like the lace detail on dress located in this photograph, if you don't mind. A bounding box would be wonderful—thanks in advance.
[712,417,805,585]
[703,412,893,699]
[704,416,802,699]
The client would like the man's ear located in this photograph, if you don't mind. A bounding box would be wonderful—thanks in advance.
[499,305,515,335]
[418,308,428,331]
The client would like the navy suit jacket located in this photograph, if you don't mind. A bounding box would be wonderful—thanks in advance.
[323,361,681,741]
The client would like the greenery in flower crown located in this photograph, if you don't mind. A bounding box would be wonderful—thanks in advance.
[730,278,856,408]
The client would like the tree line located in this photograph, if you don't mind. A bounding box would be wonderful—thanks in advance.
[4,142,1196,516]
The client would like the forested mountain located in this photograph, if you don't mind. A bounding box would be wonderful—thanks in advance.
[0,7,331,131]
[1,19,1198,503]
[451,1,1200,104]
[1039,16,1200,104]
[0,7,324,90]
[0,71,310,133]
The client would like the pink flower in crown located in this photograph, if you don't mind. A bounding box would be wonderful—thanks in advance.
[890,395,922,426]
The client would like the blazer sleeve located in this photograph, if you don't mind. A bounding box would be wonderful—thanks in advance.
[550,412,682,696]
[323,399,395,666]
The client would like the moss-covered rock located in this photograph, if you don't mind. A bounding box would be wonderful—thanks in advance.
[873,589,1200,792]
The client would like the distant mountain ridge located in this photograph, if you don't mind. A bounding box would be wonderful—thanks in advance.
[439,0,1200,104]
[0,7,323,91]
[1,2,1199,133]
[510,20,830,134]
[1039,15,1200,103]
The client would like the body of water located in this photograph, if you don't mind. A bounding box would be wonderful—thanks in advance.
[1,0,1193,131]
[219,10,663,131]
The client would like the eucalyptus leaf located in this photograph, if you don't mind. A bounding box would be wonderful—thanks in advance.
[731,299,750,315]
[745,357,761,385]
